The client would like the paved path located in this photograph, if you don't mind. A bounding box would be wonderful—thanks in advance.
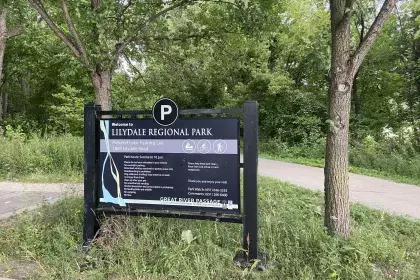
[259,158,420,219]
[0,158,419,220]
[0,182,82,220]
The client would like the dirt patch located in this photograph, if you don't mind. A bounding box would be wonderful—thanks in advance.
[0,260,41,279]
[372,263,399,278]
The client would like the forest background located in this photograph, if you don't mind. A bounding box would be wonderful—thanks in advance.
[0,0,419,185]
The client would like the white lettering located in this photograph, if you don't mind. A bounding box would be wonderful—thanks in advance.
[161,105,172,120]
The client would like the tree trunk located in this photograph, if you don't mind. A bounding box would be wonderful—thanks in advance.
[351,70,361,137]
[0,92,3,119]
[0,9,5,120]
[268,36,278,72]
[324,0,352,238]
[21,75,30,96]
[325,0,396,238]
[0,9,7,89]
[3,91,7,116]
[352,71,361,117]
[91,70,112,110]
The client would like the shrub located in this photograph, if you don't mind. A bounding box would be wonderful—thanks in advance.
[350,136,420,180]
[260,137,325,160]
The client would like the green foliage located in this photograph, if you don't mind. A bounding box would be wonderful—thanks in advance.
[260,137,325,160]
[0,129,82,180]
[124,0,330,143]
[260,88,325,143]
[48,85,85,135]
[0,0,419,189]
[350,0,420,138]
[349,135,420,182]
[2,10,92,130]
[1,177,420,279]
[2,0,417,146]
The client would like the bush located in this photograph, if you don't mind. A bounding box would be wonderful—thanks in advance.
[350,136,420,180]
[259,88,326,144]
[48,85,85,136]
[260,137,325,160]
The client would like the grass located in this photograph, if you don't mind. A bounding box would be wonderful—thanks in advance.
[0,134,83,182]
[1,176,420,279]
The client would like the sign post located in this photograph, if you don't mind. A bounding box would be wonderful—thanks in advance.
[243,101,259,262]
[82,99,262,266]
[83,103,100,248]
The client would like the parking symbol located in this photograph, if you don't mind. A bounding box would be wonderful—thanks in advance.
[152,98,179,126]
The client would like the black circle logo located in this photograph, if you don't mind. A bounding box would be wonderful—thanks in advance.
[152,98,179,126]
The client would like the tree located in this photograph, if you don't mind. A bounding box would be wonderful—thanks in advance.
[0,2,21,118]
[0,9,6,118]
[27,0,194,110]
[324,0,397,237]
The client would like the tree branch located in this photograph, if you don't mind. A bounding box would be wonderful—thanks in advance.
[147,31,212,42]
[197,0,241,8]
[350,0,397,78]
[28,0,84,64]
[113,0,240,67]
[118,0,133,21]
[6,27,22,39]
[123,52,147,84]
[343,0,354,29]
[114,0,192,58]
[60,0,89,66]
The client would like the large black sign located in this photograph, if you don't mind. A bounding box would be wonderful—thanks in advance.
[98,118,240,213]
[83,101,260,263]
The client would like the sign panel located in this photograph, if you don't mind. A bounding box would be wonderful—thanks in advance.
[98,118,240,213]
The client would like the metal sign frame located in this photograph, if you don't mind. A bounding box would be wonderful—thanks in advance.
[82,101,260,262]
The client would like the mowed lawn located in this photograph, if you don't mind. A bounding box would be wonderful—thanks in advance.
[1,176,420,279]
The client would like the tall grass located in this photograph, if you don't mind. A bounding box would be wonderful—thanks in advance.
[349,136,420,182]
[0,130,82,181]
[1,177,420,279]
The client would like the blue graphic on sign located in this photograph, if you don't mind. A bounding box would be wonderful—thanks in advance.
[99,120,126,206]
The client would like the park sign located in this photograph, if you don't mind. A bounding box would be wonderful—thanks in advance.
[99,118,240,212]
[83,99,261,263]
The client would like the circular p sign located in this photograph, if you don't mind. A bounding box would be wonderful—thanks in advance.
[152,98,179,126]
